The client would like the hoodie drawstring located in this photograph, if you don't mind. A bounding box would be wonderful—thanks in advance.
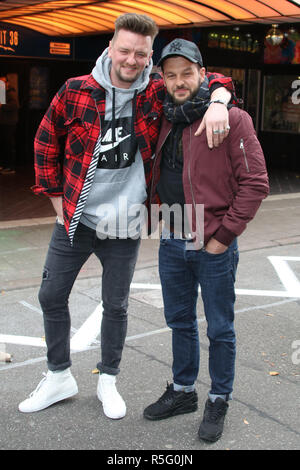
[130,90,138,163]
[112,87,116,143]
[98,87,138,166]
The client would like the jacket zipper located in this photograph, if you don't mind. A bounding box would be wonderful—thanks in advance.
[240,138,250,172]
[187,127,203,245]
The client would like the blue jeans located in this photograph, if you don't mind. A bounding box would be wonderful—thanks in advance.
[38,221,140,374]
[159,234,239,397]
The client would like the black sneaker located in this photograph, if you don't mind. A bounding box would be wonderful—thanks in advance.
[198,398,229,443]
[143,383,198,421]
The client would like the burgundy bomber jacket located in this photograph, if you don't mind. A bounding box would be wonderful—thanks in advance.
[150,106,270,248]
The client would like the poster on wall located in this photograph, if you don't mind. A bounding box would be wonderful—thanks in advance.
[0,78,5,104]
[0,73,19,106]
[29,66,49,110]
[264,28,300,64]
[262,75,300,134]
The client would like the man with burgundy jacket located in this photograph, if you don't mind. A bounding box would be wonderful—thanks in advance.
[143,39,269,443]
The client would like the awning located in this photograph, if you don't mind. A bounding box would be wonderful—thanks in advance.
[0,0,299,36]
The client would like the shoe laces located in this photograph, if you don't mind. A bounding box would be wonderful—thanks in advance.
[29,372,48,398]
[158,382,178,404]
[100,376,119,398]
[206,399,226,422]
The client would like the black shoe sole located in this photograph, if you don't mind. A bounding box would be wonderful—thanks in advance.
[198,431,222,443]
[143,403,198,421]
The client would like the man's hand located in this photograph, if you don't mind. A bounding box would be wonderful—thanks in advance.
[205,237,228,255]
[50,196,64,223]
[195,88,231,149]
[195,102,230,148]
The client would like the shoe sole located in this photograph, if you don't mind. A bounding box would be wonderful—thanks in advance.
[19,388,78,413]
[143,403,198,421]
[97,391,126,420]
[198,431,223,443]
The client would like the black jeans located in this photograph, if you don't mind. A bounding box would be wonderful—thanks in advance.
[38,221,140,374]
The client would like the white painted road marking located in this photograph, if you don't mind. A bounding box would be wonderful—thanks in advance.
[70,303,102,351]
[1,256,299,352]
[131,255,300,299]
[0,297,297,371]
[268,256,300,297]
[0,334,45,348]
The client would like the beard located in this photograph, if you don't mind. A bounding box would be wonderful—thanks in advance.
[172,86,200,105]
[171,75,202,105]
[115,66,141,84]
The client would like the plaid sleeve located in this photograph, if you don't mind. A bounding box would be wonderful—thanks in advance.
[32,82,68,197]
[206,72,238,104]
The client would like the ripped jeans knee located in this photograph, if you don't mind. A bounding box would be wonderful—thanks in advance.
[38,266,70,312]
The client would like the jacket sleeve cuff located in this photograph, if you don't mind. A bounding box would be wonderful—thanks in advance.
[209,80,238,105]
[31,185,63,197]
[213,225,237,246]
[209,82,224,94]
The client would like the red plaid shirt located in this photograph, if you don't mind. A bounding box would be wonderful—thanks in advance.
[33,72,234,242]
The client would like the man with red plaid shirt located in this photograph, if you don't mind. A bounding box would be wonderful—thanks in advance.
[19,13,235,419]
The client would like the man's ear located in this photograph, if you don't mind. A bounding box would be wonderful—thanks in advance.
[108,40,112,58]
[147,50,153,67]
[199,66,206,81]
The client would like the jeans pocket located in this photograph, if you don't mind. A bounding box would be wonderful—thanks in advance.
[52,220,69,246]
[55,219,66,231]
[202,247,228,257]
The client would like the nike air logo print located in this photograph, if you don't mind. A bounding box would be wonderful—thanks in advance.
[97,117,138,170]
[100,134,130,153]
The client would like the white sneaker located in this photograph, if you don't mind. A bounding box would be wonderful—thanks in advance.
[18,368,78,413]
[97,373,126,419]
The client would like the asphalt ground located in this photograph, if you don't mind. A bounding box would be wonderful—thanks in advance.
[0,193,299,453]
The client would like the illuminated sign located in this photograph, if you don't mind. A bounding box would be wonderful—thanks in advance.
[0,22,107,61]
[0,23,73,59]
[50,42,71,56]
[0,28,19,53]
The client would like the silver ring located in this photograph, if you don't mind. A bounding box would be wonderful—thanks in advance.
[219,129,226,134]
[226,125,230,130]
[213,129,220,135]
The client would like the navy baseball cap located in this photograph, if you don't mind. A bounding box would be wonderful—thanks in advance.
[157,38,203,67]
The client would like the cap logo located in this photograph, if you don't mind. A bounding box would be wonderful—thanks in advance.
[169,40,182,52]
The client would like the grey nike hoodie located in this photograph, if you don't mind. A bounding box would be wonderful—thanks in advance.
[80,48,152,238]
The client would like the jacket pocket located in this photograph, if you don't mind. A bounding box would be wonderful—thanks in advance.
[64,117,91,160]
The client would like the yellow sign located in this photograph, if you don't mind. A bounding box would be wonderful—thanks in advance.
[50,42,70,56]
[0,29,19,52]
